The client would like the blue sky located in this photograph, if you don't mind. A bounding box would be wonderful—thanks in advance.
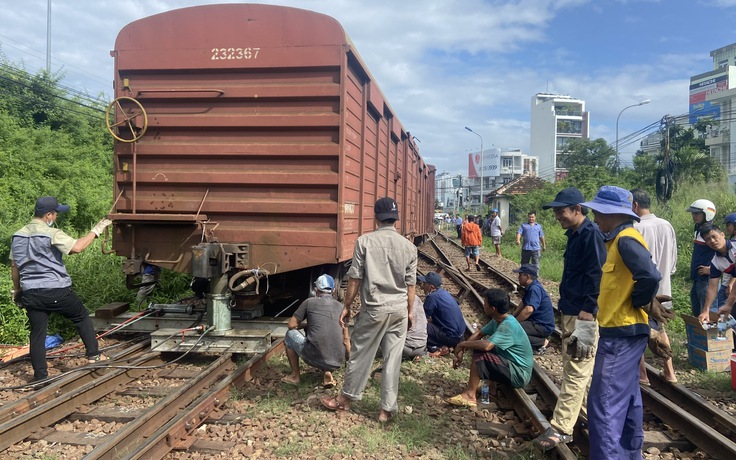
[2,0,736,177]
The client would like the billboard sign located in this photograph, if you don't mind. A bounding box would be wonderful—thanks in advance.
[468,148,501,178]
[689,74,728,124]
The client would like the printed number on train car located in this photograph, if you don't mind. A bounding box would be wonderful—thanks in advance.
[211,47,261,60]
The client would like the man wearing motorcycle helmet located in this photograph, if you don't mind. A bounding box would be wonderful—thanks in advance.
[686,199,716,317]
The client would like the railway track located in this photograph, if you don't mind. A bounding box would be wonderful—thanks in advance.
[423,231,735,459]
[0,337,284,459]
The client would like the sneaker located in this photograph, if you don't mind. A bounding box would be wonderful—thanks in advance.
[533,346,547,356]
[87,354,109,364]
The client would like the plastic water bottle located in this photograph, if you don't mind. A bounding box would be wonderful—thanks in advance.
[717,314,728,340]
[480,380,490,404]
[727,314,736,331]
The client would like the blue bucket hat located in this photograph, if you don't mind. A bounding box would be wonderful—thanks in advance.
[580,186,640,222]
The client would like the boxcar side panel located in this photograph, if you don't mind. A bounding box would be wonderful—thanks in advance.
[109,4,431,275]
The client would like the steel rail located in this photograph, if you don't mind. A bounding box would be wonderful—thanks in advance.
[641,385,736,459]
[119,339,286,460]
[503,385,578,460]
[0,345,163,452]
[0,339,150,425]
[83,351,239,459]
[644,362,736,438]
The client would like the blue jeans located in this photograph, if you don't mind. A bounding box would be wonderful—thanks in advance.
[690,278,714,316]
[284,329,321,369]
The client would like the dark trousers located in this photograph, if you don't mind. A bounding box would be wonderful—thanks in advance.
[520,249,540,267]
[22,287,99,380]
[456,225,462,238]
[427,322,463,350]
[588,335,647,460]
[690,277,714,317]
[520,319,549,349]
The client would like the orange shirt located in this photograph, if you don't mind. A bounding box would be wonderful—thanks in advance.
[461,222,482,246]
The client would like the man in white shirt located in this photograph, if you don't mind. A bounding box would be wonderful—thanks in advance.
[630,189,677,384]
[490,209,503,256]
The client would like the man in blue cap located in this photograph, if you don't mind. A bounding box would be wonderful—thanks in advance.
[512,264,555,354]
[282,274,346,388]
[580,186,660,460]
[11,196,112,383]
[417,272,466,356]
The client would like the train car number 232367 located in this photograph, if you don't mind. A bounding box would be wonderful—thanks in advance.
[211,47,261,60]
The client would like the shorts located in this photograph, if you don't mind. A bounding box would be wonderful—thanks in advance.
[491,235,501,245]
[473,349,513,386]
[464,246,479,257]
[284,329,322,369]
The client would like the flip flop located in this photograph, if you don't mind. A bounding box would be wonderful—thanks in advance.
[533,426,573,451]
[639,379,651,386]
[446,394,477,407]
[281,376,299,385]
[320,396,349,411]
[660,371,677,384]
[378,411,394,423]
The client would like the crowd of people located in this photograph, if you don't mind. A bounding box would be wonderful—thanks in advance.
[308,189,736,458]
[15,189,735,457]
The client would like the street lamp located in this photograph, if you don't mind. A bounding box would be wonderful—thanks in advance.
[465,126,484,210]
[615,99,650,171]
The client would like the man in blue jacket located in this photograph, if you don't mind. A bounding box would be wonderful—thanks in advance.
[418,272,466,356]
[512,264,555,354]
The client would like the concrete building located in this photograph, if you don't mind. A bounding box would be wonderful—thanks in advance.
[530,93,589,182]
[465,148,539,211]
[690,43,736,184]
[435,149,539,214]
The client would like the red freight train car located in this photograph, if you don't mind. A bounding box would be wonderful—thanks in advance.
[107,4,435,305]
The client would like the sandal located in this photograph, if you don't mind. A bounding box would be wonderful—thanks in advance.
[87,354,109,364]
[660,371,677,384]
[533,426,573,451]
[446,394,477,407]
[639,379,651,387]
[320,396,349,412]
[378,410,394,423]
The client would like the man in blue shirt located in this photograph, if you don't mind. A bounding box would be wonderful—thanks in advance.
[515,211,546,268]
[512,264,555,354]
[418,272,466,356]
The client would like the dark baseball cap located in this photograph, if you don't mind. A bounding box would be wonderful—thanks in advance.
[542,187,585,209]
[35,196,70,215]
[513,264,538,276]
[417,272,442,287]
[375,197,399,221]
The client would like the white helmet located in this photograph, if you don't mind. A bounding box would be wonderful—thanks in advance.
[686,199,716,222]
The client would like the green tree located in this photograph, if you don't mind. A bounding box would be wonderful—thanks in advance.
[632,120,724,190]
[559,138,617,170]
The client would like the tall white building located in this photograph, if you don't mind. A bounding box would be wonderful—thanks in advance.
[691,43,736,184]
[530,93,589,182]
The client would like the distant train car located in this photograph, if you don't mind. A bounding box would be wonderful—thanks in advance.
[107,4,435,310]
